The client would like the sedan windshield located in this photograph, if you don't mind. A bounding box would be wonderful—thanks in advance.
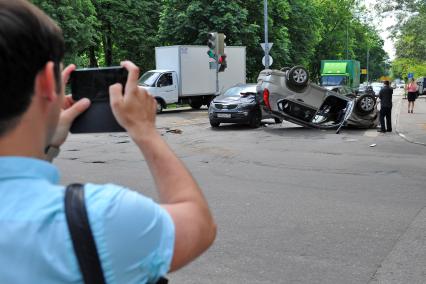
[139,71,160,87]
[224,85,257,97]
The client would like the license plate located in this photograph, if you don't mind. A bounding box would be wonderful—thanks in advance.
[217,113,231,118]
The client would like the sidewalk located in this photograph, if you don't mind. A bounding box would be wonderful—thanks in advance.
[371,95,426,283]
[395,95,426,146]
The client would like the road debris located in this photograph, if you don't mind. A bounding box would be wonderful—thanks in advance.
[166,129,183,134]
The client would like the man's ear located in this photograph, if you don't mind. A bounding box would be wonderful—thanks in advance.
[34,61,58,102]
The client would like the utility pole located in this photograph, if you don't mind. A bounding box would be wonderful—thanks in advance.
[366,47,370,84]
[264,0,270,68]
[216,54,219,95]
[346,23,349,60]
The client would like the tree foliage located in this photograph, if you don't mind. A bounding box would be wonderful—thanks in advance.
[30,0,99,66]
[381,0,426,79]
[32,0,389,82]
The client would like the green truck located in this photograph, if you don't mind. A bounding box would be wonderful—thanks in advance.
[320,60,360,91]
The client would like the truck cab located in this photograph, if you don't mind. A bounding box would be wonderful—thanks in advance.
[139,70,179,111]
[320,60,360,92]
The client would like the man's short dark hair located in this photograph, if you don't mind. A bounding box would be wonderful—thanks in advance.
[0,0,64,136]
[384,80,390,86]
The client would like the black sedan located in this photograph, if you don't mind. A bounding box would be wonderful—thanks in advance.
[208,84,281,128]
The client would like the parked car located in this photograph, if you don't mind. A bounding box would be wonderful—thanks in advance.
[396,81,405,89]
[370,82,384,96]
[256,66,378,130]
[208,84,282,128]
[416,77,426,96]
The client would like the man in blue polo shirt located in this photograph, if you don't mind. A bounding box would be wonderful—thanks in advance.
[0,1,216,283]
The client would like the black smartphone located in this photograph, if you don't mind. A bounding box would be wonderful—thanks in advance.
[69,67,128,133]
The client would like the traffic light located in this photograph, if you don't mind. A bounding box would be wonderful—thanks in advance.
[218,54,227,72]
[207,32,218,55]
[217,33,226,55]
[207,49,215,59]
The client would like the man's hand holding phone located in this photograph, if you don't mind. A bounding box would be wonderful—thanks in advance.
[50,64,91,147]
[109,61,157,140]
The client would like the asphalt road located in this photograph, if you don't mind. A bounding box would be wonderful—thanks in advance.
[56,95,426,284]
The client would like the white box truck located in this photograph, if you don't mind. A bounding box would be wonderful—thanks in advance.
[138,45,246,112]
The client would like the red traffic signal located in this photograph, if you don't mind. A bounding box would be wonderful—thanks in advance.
[218,54,227,72]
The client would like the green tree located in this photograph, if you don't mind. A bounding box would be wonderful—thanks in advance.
[310,0,357,79]
[382,0,426,79]
[30,0,99,66]
[394,13,426,61]
[158,0,261,80]
[92,0,162,69]
[283,0,322,69]
[309,0,388,81]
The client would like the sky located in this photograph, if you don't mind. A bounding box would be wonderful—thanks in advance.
[363,0,396,59]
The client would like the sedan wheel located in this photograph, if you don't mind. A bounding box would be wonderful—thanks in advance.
[356,94,376,114]
[288,66,309,87]
[156,99,163,114]
[210,121,220,128]
[249,110,261,128]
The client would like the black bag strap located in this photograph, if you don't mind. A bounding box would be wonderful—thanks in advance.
[65,183,169,284]
[65,183,106,284]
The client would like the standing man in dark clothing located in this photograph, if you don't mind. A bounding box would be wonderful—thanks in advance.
[378,80,393,132]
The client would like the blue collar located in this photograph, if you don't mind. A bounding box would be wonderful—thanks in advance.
[0,157,60,184]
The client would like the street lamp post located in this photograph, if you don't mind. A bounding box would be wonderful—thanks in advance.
[264,0,270,68]
[346,22,349,60]
[366,47,370,84]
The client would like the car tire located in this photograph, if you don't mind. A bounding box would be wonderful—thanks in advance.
[155,98,163,114]
[210,121,220,128]
[274,117,282,124]
[355,94,376,114]
[249,110,261,128]
[189,101,202,109]
[287,66,309,87]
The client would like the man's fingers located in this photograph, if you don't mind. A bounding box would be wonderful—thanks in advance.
[110,83,124,110]
[61,98,91,124]
[121,61,140,87]
[62,64,76,85]
[62,95,75,109]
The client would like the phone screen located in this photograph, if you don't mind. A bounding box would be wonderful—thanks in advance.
[69,67,128,133]
[70,67,128,102]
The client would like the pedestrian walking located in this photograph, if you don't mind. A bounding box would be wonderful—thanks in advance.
[0,1,216,283]
[378,80,393,133]
[406,78,418,113]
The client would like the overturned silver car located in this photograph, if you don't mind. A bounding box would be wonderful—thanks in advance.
[256,66,378,131]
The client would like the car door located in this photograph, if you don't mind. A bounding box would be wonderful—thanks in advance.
[156,72,178,104]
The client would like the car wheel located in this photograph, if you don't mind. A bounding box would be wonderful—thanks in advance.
[189,101,202,109]
[249,110,261,128]
[210,121,220,128]
[155,99,163,114]
[274,117,282,124]
[288,66,309,87]
[356,94,376,114]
